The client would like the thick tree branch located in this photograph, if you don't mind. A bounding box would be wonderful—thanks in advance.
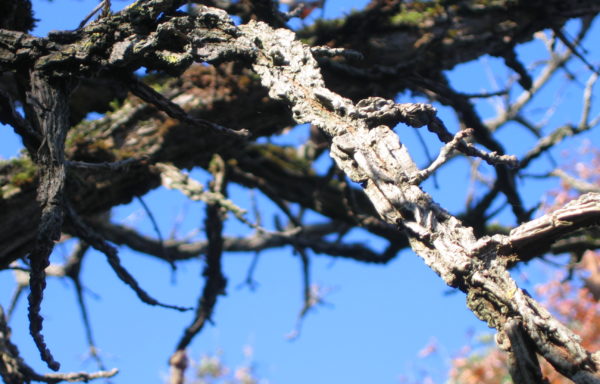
[233,15,599,382]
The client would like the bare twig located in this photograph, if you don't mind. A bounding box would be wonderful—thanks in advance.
[172,155,228,372]
[550,169,600,194]
[66,157,147,171]
[486,20,593,131]
[286,247,322,341]
[95,218,388,264]
[0,305,118,384]
[62,242,106,370]
[553,27,599,74]
[157,162,260,230]
[136,195,174,270]
[520,72,600,170]
[127,76,249,138]
[28,369,119,383]
[580,72,600,129]
[65,203,191,312]
[410,129,472,185]
[238,252,261,290]
[77,0,111,29]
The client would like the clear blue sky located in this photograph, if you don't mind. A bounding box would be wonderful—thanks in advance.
[0,1,599,383]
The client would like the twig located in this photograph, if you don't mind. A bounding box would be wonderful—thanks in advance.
[238,252,261,290]
[486,19,594,131]
[173,155,228,354]
[0,305,118,384]
[77,0,111,29]
[6,265,29,321]
[96,218,388,263]
[579,72,599,130]
[136,196,174,270]
[553,28,599,75]
[28,368,119,383]
[426,117,519,169]
[286,246,313,340]
[550,169,600,194]
[0,88,41,154]
[231,165,303,228]
[461,89,509,99]
[62,241,106,370]
[127,76,249,138]
[310,46,363,61]
[352,98,519,168]
[157,162,262,231]
[66,157,147,171]
[65,203,191,312]
[413,127,439,188]
[410,129,472,185]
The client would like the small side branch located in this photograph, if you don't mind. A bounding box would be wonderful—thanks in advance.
[502,318,548,384]
[286,247,318,340]
[171,155,228,377]
[410,129,472,185]
[157,162,260,231]
[136,196,174,270]
[508,192,600,260]
[27,368,119,384]
[0,305,118,384]
[352,98,518,167]
[77,0,111,29]
[550,169,600,194]
[62,242,106,370]
[127,76,249,138]
[66,157,148,171]
[426,117,519,168]
[24,71,74,372]
[65,203,190,312]
[0,88,41,153]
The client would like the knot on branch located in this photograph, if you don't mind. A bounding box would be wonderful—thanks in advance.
[353,97,399,128]
[352,98,438,129]
[397,103,437,128]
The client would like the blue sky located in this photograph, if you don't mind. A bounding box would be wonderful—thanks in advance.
[0,1,599,383]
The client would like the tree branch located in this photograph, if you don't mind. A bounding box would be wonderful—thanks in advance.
[234,15,599,381]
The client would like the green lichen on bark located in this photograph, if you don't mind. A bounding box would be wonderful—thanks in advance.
[0,156,37,198]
